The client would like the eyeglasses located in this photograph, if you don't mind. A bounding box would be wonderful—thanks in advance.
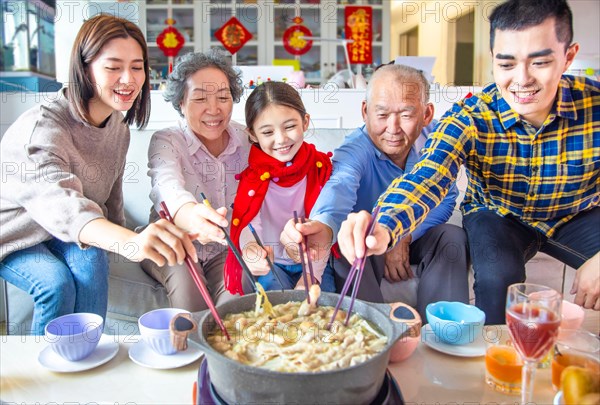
[374,60,395,72]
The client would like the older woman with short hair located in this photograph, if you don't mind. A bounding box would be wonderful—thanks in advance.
[142,50,251,311]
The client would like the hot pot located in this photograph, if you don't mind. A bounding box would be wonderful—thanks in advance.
[171,290,416,404]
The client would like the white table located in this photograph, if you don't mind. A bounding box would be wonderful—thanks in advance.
[1,335,200,404]
[390,342,556,404]
[1,334,558,404]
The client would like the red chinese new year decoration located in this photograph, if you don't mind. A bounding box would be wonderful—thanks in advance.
[156,18,185,57]
[282,17,313,56]
[345,6,372,64]
[214,17,252,55]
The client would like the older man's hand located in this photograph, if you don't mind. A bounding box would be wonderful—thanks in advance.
[338,210,391,264]
[384,235,413,282]
[280,219,333,263]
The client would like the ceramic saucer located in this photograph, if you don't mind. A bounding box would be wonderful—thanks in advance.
[421,324,486,357]
[38,334,119,372]
[129,339,203,369]
[553,391,564,405]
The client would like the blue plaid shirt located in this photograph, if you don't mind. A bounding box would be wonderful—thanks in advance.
[377,75,600,245]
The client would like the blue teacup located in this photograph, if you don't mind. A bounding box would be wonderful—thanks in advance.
[426,301,485,345]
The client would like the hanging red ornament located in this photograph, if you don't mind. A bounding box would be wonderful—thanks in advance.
[345,7,373,65]
[282,16,313,56]
[214,17,252,55]
[156,18,185,57]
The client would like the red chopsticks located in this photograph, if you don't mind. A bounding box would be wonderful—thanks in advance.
[294,211,315,303]
[328,206,381,329]
[158,201,230,340]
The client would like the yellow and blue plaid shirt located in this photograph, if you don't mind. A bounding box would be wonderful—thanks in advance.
[378,75,600,246]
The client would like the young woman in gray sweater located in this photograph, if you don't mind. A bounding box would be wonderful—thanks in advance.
[0,14,196,335]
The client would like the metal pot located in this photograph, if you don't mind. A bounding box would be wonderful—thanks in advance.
[172,290,417,405]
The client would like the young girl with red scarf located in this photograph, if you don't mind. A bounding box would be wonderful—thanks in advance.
[224,82,335,294]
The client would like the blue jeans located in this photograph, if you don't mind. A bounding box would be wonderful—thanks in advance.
[463,208,600,325]
[0,238,109,335]
[257,262,336,293]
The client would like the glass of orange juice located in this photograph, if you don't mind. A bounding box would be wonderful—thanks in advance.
[485,327,523,395]
[551,329,600,391]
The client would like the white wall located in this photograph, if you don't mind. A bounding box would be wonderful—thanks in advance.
[391,0,600,85]
[568,0,600,69]
[53,0,142,83]
[391,0,495,87]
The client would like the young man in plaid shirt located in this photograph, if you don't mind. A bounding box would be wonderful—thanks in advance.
[338,0,599,324]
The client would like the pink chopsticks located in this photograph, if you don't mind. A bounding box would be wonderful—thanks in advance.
[294,211,315,303]
[328,206,382,329]
[158,201,230,340]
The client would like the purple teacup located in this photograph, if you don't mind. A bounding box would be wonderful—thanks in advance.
[44,313,104,361]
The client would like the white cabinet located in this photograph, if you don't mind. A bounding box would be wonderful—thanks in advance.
[137,0,196,86]
[138,0,389,86]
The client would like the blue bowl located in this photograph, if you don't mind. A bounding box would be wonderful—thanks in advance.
[426,301,485,345]
[45,313,104,361]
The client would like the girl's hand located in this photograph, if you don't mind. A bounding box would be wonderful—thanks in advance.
[128,219,197,266]
[243,241,273,276]
[294,275,318,290]
[280,218,333,263]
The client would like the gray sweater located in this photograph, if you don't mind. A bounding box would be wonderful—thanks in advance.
[0,94,129,261]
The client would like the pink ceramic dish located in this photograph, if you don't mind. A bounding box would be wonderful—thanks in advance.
[388,303,422,363]
[561,300,585,330]
[390,334,420,362]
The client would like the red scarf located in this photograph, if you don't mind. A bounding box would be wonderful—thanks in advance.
[225,142,332,294]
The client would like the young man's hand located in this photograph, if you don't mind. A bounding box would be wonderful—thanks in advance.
[571,253,600,310]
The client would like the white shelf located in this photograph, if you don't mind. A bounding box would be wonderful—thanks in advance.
[148,43,195,47]
[140,0,390,80]
[146,4,194,10]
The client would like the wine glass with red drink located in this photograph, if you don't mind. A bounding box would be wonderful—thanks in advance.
[506,283,562,405]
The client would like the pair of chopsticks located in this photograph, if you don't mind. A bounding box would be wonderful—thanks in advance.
[199,193,258,293]
[158,201,230,340]
[328,206,382,329]
[294,211,315,303]
[247,224,285,292]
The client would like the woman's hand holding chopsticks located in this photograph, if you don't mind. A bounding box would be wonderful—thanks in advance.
[134,219,198,266]
[79,217,197,266]
[169,201,229,245]
[338,210,391,264]
[158,201,231,340]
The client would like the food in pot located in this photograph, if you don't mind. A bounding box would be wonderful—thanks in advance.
[207,287,388,372]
